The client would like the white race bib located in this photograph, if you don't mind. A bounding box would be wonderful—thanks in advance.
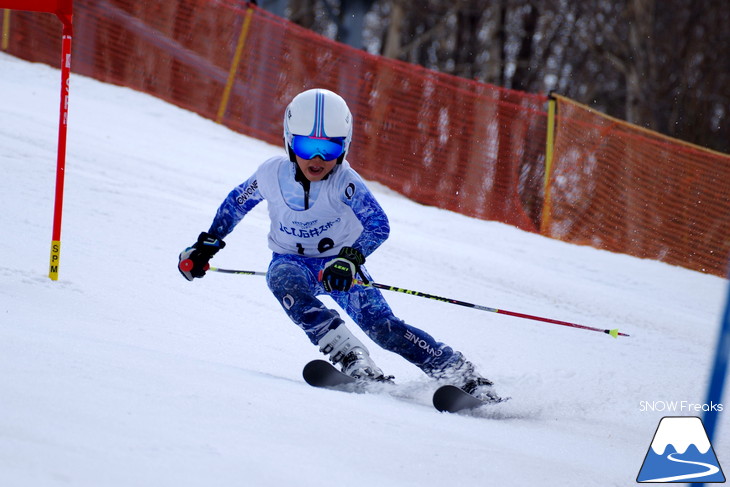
[256,157,363,257]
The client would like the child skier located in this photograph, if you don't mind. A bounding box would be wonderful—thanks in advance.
[178,88,499,401]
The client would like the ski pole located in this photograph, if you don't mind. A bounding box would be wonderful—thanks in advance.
[207,266,628,338]
[207,266,266,277]
[360,280,628,338]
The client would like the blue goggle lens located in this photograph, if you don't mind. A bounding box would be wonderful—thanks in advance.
[291,135,345,160]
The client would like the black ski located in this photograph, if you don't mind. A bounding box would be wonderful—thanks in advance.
[302,359,357,389]
[432,384,508,413]
[304,360,505,414]
[302,359,397,395]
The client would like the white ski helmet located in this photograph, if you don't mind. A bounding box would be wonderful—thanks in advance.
[283,88,353,164]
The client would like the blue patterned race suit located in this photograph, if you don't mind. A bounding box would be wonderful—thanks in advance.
[207,155,460,375]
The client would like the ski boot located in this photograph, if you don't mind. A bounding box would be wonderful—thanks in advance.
[430,352,502,403]
[318,324,393,382]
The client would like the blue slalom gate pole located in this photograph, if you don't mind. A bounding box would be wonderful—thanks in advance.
[703,270,730,439]
[697,265,730,487]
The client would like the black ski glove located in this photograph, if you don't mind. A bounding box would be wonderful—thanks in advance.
[320,246,367,292]
[178,231,226,281]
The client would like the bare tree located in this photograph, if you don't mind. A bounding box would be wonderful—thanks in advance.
[288,0,317,29]
[281,0,730,152]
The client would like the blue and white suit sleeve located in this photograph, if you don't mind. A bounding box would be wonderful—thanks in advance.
[208,175,264,239]
[344,177,390,257]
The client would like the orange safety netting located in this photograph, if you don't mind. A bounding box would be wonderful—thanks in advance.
[3,1,730,277]
[2,0,546,233]
[544,95,730,276]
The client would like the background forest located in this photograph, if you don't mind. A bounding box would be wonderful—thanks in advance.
[260,0,730,154]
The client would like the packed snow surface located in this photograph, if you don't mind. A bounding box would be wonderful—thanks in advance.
[1,53,728,486]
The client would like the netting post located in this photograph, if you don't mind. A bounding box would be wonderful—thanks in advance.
[540,92,557,235]
[1,9,9,50]
[216,4,254,124]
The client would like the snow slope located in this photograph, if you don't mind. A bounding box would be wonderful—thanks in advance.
[1,52,728,486]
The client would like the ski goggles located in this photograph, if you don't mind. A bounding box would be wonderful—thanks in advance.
[291,135,346,161]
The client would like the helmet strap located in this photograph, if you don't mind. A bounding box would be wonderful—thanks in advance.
[293,162,309,185]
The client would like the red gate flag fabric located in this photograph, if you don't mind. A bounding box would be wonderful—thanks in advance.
[0,0,71,14]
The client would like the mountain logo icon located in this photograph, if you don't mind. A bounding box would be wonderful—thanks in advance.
[637,416,725,483]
